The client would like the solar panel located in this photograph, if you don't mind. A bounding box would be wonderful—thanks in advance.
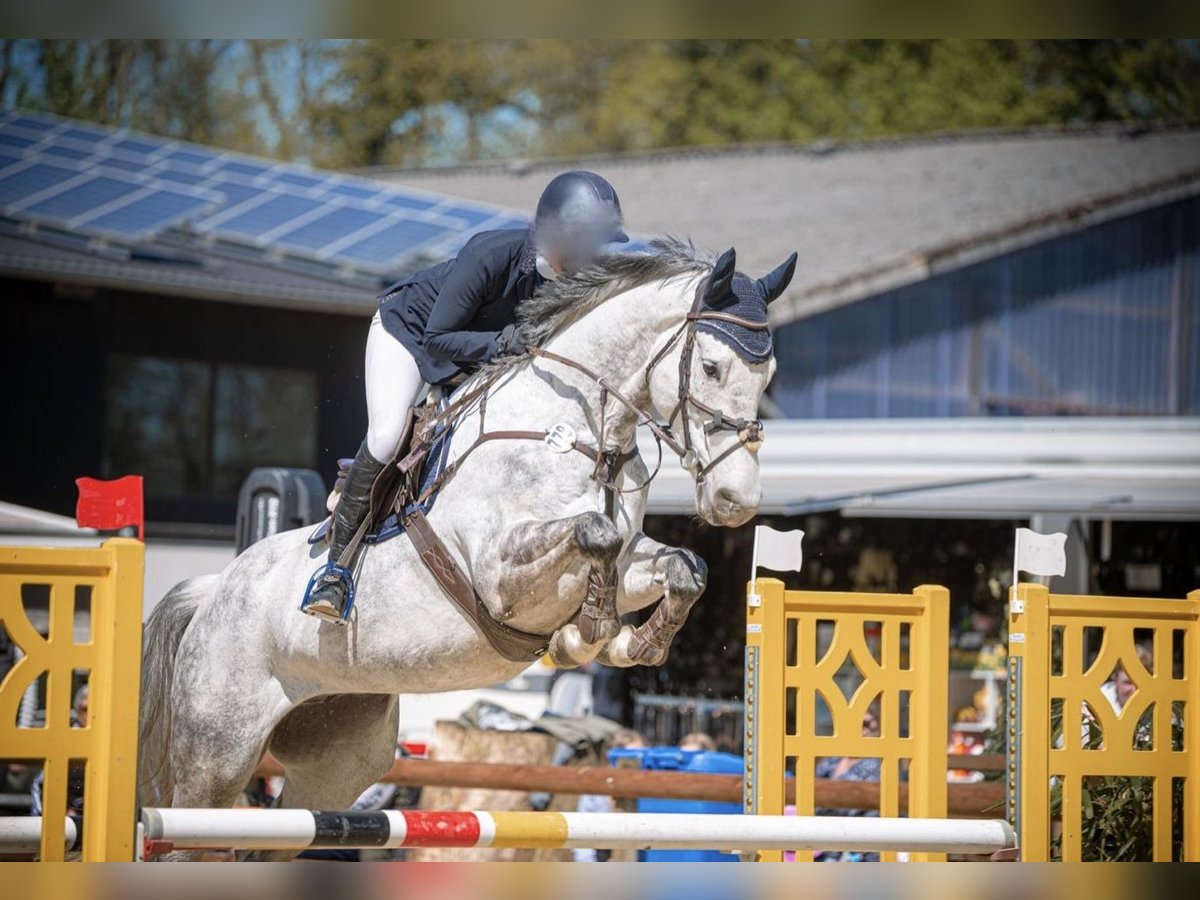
[23,175,134,220]
[0,110,532,277]
[162,148,214,168]
[154,169,208,186]
[202,179,261,209]
[0,161,78,207]
[338,219,450,265]
[327,182,382,202]
[441,207,497,229]
[211,193,326,238]
[82,189,214,237]
[8,115,56,133]
[61,126,109,144]
[217,160,274,179]
[113,137,160,155]
[95,156,146,174]
[272,170,324,190]
[0,132,37,151]
[377,193,438,212]
[273,206,383,252]
[44,144,91,161]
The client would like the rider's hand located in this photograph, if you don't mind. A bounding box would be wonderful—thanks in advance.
[494,324,527,357]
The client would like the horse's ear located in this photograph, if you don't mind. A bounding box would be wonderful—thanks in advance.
[758,252,798,304]
[704,247,737,303]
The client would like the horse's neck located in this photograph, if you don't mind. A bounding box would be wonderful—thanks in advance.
[534,277,696,442]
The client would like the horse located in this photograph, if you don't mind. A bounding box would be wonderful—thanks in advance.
[138,238,796,859]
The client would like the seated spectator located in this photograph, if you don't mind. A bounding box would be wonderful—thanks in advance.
[678,732,716,752]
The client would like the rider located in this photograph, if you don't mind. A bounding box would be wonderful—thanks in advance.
[303,171,630,623]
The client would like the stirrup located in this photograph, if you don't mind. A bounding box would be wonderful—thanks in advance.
[300,563,357,625]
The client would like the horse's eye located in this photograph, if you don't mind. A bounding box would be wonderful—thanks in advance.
[702,361,719,379]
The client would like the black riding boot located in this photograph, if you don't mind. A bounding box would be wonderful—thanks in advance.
[303,441,386,623]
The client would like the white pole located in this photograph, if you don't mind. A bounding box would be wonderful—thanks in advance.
[1011,527,1022,602]
[0,817,78,853]
[748,526,762,605]
[556,813,1014,855]
[144,807,317,851]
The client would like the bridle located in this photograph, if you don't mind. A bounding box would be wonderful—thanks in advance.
[523,274,769,497]
[640,275,768,482]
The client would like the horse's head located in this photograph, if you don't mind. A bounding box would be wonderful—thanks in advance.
[647,246,796,527]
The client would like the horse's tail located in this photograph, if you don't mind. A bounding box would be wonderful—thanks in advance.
[137,574,215,806]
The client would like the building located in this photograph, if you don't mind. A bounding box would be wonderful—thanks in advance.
[0,109,525,615]
[365,124,1200,706]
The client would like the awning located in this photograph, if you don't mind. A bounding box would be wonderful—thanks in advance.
[637,417,1200,521]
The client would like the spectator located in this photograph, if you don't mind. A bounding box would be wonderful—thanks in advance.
[1083,643,1154,748]
[812,707,884,862]
[573,728,647,862]
[30,685,89,830]
[678,732,717,752]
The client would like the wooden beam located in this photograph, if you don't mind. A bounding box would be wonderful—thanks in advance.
[255,756,1005,817]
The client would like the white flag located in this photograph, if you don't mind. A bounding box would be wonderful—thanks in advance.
[1014,527,1067,578]
[753,525,804,574]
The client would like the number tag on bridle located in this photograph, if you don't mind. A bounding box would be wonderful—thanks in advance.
[544,423,577,453]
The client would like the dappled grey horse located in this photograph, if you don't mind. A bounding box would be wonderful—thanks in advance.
[138,239,795,859]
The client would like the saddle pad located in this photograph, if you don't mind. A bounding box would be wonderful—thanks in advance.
[307,413,455,547]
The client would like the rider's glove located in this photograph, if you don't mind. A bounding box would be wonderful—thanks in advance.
[494,323,527,357]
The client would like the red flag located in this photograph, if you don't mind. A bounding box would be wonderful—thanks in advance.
[75,475,144,541]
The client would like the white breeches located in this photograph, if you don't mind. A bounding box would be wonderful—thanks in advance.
[365,310,426,461]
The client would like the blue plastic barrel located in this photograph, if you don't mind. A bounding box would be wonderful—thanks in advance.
[607,747,744,862]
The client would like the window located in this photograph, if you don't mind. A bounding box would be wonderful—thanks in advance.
[104,355,318,500]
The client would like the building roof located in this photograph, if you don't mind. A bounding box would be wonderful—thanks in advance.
[636,417,1200,520]
[0,226,377,315]
[0,499,95,535]
[0,109,527,314]
[362,124,1200,325]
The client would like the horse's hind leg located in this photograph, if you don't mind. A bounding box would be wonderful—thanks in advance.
[240,693,400,862]
[158,677,284,861]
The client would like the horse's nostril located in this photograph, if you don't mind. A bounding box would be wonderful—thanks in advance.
[716,488,740,508]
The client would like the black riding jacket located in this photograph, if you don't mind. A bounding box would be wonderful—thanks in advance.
[377,227,545,384]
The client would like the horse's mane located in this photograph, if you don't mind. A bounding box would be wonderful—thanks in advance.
[518,236,713,348]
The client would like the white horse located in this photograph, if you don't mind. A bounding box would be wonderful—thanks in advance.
[138,239,795,859]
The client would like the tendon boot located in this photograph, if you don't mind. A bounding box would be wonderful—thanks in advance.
[302,441,386,624]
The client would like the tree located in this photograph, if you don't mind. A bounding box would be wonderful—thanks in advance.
[6,40,1198,167]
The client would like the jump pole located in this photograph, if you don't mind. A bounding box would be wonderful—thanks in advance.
[0,817,79,853]
[141,809,1016,856]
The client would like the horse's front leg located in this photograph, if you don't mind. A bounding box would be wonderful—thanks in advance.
[598,532,708,668]
[496,511,623,666]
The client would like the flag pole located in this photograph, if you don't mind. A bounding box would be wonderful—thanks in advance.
[1011,527,1022,603]
[748,525,762,607]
